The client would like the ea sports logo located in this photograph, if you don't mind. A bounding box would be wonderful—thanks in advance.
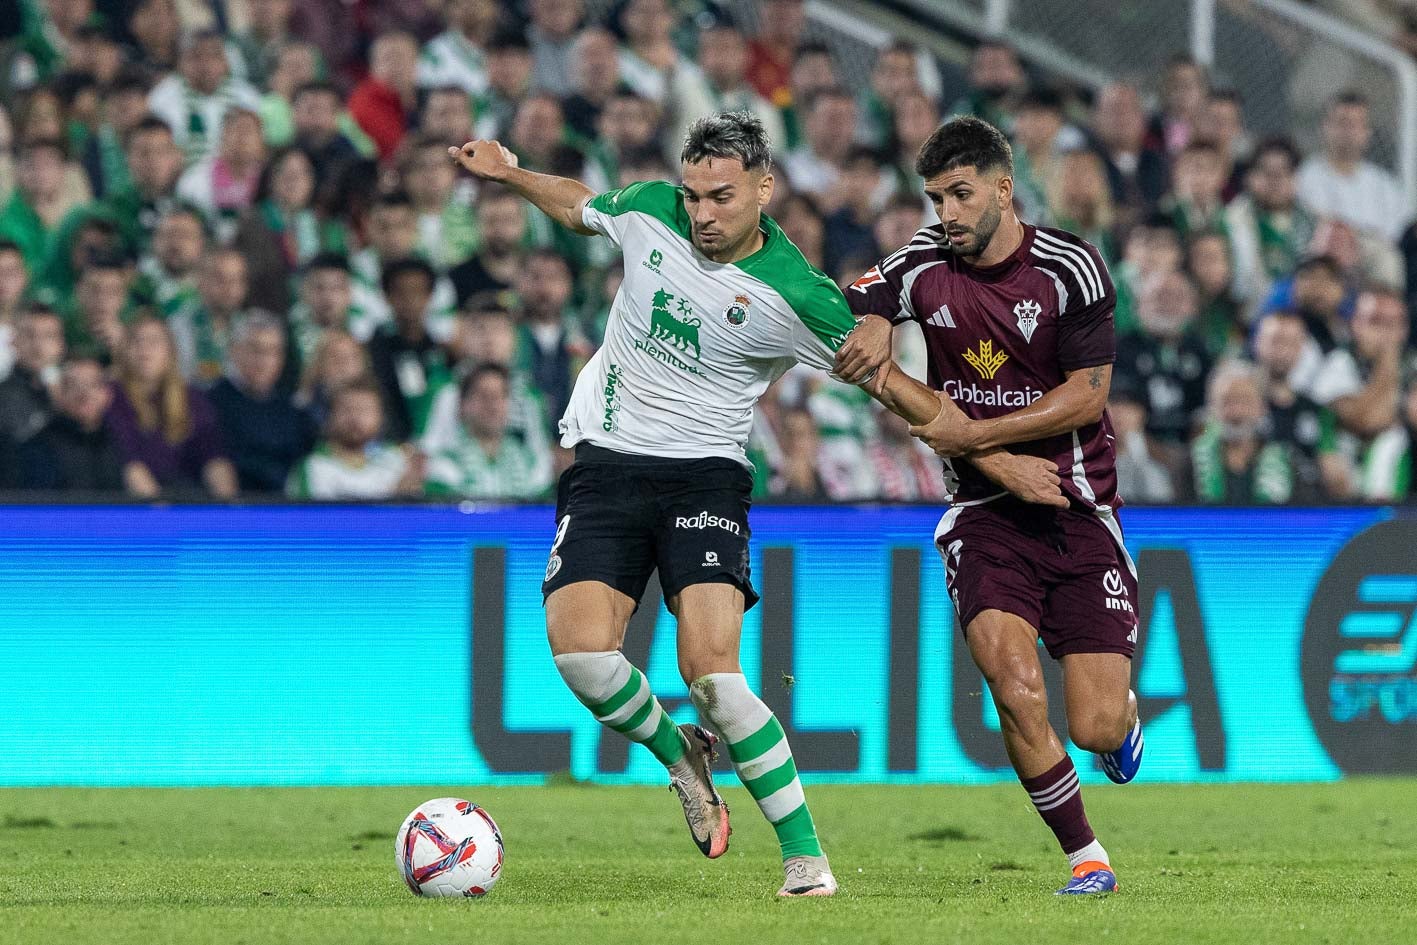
[1301,521,1417,774]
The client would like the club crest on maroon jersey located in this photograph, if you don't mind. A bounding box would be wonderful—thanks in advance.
[1014,299,1041,343]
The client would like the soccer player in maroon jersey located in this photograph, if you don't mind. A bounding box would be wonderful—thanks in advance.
[837,117,1144,896]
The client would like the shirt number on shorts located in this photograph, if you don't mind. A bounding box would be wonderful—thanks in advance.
[545,515,570,583]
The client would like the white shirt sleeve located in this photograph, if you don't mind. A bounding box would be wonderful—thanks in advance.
[1309,348,1364,405]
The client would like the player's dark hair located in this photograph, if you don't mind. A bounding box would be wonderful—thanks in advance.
[380,257,436,295]
[681,111,773,173]
[914,116,1013,179]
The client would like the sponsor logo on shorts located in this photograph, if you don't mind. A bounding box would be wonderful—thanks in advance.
[941,378,1044,408]
[676,511,741,535]
[1103,568,1134,614]
[963,339,1009,379]
[703,551,719,567]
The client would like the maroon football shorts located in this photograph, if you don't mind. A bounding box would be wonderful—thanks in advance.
[934,498,1139,659]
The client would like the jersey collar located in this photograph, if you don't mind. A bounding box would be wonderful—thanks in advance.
[952,222,1036,283]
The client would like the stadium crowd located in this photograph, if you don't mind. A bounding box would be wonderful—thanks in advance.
[0,0,1415,503]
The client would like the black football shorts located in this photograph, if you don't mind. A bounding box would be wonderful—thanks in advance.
[541,444,760,610]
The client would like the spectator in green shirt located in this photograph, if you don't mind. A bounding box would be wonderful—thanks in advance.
[54,115,183,263]
[0,138,69,270]
[425,362,552,500]
[1189,360,1295,504]
[131,203,205,317]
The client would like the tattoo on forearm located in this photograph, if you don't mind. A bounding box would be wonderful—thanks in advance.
[1089,366,1104,390]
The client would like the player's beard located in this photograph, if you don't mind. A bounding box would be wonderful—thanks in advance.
[947,200,1002,260]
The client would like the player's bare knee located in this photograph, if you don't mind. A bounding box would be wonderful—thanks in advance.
[677,638,740,684]
[545,586,630,655]
[990,673,1049,731]
[1070,706,1129,753]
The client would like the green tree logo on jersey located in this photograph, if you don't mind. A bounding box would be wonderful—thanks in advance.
[648,288,702,359]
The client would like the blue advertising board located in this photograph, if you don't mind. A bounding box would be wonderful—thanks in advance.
[0,504,1410,786]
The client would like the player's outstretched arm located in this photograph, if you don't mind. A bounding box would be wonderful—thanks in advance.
[867,361,1067,508]
[449,140,597,235]
[909,363,1111,457]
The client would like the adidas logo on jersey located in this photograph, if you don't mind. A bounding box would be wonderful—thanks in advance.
[926,304,955,328]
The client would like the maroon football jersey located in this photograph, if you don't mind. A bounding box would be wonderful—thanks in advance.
[848,222,1122,510]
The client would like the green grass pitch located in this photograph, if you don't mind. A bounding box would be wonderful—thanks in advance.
[2,779,1414,944]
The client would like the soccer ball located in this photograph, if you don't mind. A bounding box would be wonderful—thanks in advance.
[395,797,504,898]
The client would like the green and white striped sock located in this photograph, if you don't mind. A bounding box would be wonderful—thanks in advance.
[554,651,685,767]
[690,672,822,859]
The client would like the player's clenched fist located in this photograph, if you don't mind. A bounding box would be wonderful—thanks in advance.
[835,313,893,384]
[448,140,519,181]
[995,455,1068,509]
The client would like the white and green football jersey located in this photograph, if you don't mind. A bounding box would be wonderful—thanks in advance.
[562,180,858,464]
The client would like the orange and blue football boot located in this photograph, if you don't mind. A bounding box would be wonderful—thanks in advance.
[1057,861,1119,895]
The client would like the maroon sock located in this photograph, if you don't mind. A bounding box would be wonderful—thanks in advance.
[1020,756,1095,856]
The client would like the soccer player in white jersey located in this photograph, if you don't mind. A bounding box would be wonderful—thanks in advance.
[449,112,1066,897]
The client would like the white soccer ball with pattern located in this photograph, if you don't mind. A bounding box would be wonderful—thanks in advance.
[395,797,504,897]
